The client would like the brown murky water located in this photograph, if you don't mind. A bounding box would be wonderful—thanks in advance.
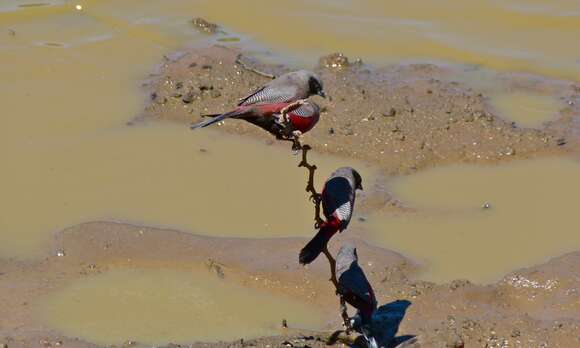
[0,2,372,259]
[36,268,325,345]
[369,157,580,283]
[1,0,579,344]
[490,91,562,128]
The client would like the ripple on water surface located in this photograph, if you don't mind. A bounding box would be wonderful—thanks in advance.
[36,268,326,345]
[369,157,580,283]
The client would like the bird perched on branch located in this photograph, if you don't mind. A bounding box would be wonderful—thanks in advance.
[299,167,362,265]
[336,244,378,348]
[191,100,320,148]
[190,70,324,146]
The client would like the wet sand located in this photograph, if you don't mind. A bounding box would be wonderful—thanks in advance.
[1,222,578,347]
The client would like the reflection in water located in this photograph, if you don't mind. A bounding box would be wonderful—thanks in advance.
[36,268,325,345]
[369,158,580,283]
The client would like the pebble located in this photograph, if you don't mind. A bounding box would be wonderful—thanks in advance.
[482,202,492,210]
[182,91,198,104]
[319,52,350,69]
[383,107,397,117]
[56,250,65,257]
[191,17,218,34]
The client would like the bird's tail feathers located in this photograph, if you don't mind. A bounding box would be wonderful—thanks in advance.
[299,221,339,265]
[190,113,229,130]
[190,108,249,130]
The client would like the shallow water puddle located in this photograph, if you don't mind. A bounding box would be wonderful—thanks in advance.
[490,91,562,128]
[369,157,580,283]
[0,123,370,258]
[37,268,325,345]
[194,0,580,80]
[0,2,372,258]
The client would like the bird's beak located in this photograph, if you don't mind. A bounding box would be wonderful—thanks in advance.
[318,90,326,98]
[358,184,363,191]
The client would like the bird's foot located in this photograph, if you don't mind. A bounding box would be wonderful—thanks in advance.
[280,99,307,115]
[291,136,303,153]
[276,112,289,125]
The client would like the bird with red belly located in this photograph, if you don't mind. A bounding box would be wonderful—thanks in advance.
[190,70,324,146]
[299,167,363,265]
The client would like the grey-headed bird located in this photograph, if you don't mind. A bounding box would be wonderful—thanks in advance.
[190,70,324,132]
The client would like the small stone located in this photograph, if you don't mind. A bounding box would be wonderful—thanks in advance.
[557,138,567,146]
[191,17,219,34]
[328,127,335,135]
[504,147,516,156]
[282,319,288,328]
[408,288,421,298]
[56,250,66,257]
[482,202,492,210]
[358,216,367,222]
[188,62,198,68]
[182,91,198,104]
[199,148,208,153]
[210,90,222,98]
[170,92,182,98]
[319,52,350,69]
[175,81,183,89]
[383,108,397,117]
[202,64,212,70]
[345,129,354,136]
[511,329,521,337]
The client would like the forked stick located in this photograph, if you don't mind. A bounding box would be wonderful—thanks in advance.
[322,246,338,288]
[297,144,351,333]
[297,145,323,227]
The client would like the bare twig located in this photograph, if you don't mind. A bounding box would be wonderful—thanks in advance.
[235,54,276,79]
[322,246,338,288]
[297,145,323,227]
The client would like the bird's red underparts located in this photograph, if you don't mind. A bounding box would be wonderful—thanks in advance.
[234,103,319,134]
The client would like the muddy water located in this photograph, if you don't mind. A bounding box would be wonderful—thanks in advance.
[0,122,370,258]
[36,268,325,345]
[0,2,371,259]
[368,157,580,283]
[490,91,562,128]
[194,0,580,80]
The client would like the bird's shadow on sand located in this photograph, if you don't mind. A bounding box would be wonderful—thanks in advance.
[356,299,415,348]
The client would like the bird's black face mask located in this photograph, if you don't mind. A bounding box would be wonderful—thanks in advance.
[309,77,325,98]
[353,170,363,190]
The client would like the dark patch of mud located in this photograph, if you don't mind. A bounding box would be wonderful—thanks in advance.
[1,222,578,347]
